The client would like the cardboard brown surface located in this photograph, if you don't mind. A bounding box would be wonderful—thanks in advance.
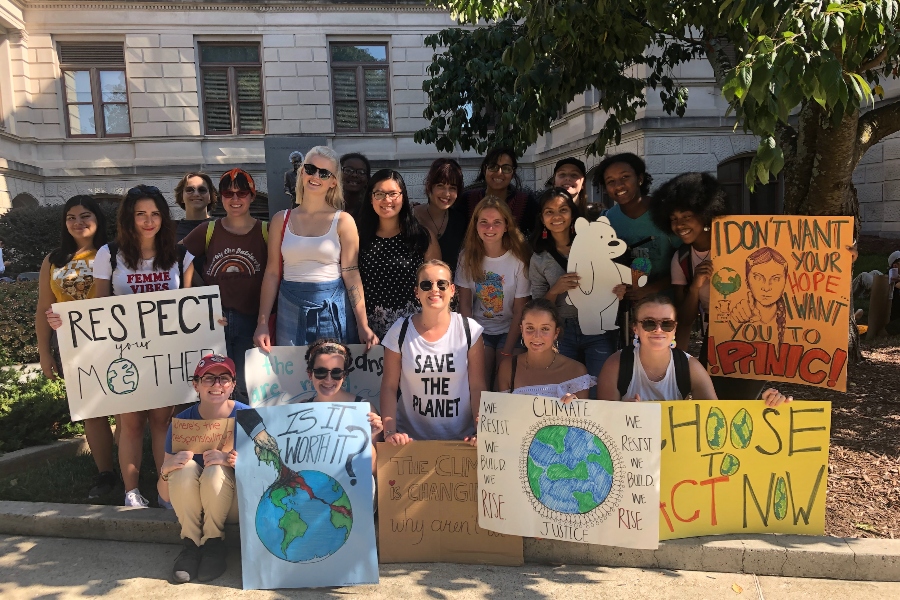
[376,441,523,565]
[171,417,235,453]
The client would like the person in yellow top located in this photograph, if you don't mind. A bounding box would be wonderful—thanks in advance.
[35,195,118,499]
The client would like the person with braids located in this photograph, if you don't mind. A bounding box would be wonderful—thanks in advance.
[358,169,439,339]
[731,247,789,345]
[458,147,539,237]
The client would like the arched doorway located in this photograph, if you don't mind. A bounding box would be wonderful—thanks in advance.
[11,193,39,209]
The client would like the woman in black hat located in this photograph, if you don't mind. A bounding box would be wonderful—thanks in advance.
[547,157,588,218]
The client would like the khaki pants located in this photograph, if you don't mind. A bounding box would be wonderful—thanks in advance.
[169,460,239,545]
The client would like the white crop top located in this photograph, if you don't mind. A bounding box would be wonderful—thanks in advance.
[281,210,342,282]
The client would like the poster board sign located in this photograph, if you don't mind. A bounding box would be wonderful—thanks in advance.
[170,418,235,453]
[245,346,383,413]
[376,441,523,565]
[707,216,853,391]
[477,392,661,549]
[234,404,378,590]
[658,400,830,540]
[52,286,225,421]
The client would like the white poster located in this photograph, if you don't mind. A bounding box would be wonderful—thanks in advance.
[477,392,661,549]
[244,345,383,413]
[52,286,225,421]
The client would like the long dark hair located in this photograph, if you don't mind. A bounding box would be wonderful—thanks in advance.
[116,185,177,271]
[472,147,522,192]
[530,187,579,254]
[48,195,109,268]
[357,169,430,256]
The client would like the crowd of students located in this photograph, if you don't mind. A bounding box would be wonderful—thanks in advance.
[34,145,795,583]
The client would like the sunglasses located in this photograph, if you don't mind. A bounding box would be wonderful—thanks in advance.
[311,367,347,380]
[486,164,514,174]
[342,167,367,177]
[302,164,335,179]
[418,279,451,292]
[196,374,235,386]
[221,189,252,200]
[184,186,209,194]
[638,318,677,332]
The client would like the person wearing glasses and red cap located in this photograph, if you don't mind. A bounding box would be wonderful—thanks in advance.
[182,168,268,402]
[161,353,248,584]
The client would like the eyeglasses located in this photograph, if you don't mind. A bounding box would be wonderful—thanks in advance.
[418,279,451,292]
[311,367,347,381]
[302,164,335,179]
[486,164,514,174]
[221,189,252,200]
[184,186,209,195]
[638,318,677,332]
[373,191,402,201]
[197,374,235,386]
[342,167,367,177]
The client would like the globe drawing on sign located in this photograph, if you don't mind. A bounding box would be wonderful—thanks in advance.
[712,267,742,298]
[254,434,352,562]
[522,421,623,526]
[106,358,138,395]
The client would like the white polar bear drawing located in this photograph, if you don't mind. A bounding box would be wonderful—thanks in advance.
[566,217,646,334]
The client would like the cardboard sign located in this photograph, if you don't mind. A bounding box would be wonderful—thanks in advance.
[244,345,383,413]
[52,286,225,421]
[707,216,853,391]
[170,418,235,453]
[376,441,523,565]
[476,392,661,549]
[234,404,377,590]
[658,400,831,540]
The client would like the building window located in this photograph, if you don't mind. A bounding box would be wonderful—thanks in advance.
[330,43,391,133]
[717,155,784,215]
[59,43,131,137]
[199,43,264,135]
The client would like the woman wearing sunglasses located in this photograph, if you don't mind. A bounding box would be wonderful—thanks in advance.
[459,147,539,237]
[174,172,217,242]
[182,169,268,401]
[381,259,486,446]
[254,146,377,351]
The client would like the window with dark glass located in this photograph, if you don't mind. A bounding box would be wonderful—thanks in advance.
[199,43,264,135]
[58,43,130,137]
[330,43,391,133]
[717,155,784,215]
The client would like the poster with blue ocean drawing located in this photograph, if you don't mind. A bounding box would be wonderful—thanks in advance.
[234,404,378,590]
[477,392,661,549]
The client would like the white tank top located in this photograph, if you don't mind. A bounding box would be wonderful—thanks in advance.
[281,210,342,282]
[625,346,689,401]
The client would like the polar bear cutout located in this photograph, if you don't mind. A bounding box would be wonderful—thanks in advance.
[566,217,646,334]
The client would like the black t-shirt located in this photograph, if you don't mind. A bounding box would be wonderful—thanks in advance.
[175,219,211,243]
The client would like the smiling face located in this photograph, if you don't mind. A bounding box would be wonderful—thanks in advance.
[341,157,369,194]
[603,162,642,207]
[222,184,253,219]
[371,177,403,221]
[133,198,162,241]
[476,207,507,245]
[302,154,339,197]
[633,301,677,350]
[540,195,573,236]
[309,353,347,398]
[428,182,458,211]
[182,176,211,213]
[191,366,235,404]
[416,264,454,312]
[554,165,585,198]
[521,309,560,354]
[670,210,706,246]
[65,205,98,244]
[485,154,515,194]
[747,261,787,307]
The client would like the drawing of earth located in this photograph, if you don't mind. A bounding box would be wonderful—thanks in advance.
[106,358,138,395]
[526,425,614,514]
[255,469,353,562]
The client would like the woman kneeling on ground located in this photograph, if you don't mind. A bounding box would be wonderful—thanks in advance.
[161,354,248,584]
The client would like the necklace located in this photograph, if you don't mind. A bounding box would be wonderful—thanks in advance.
[426,205,448,239]
[693,247,711,261]
[526,351,558,370]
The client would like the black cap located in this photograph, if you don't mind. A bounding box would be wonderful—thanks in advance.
[553,157,586,176]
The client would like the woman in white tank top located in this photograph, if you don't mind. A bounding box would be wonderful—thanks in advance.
[254,146,377,350]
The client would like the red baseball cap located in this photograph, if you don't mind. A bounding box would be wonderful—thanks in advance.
[194,354,236,378]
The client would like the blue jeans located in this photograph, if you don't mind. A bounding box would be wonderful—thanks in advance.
[223,308,256,401]
[276,278,358,346]
[558,317,618,398]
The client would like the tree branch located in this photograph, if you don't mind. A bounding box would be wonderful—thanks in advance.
[856,100,900,163]
[859,46,889,73]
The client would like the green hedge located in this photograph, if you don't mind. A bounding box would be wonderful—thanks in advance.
[0,281,40,365]
[0,362,82,453]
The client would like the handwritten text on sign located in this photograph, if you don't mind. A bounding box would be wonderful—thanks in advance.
[708,216,853,391]
[53,286,225,421]
[171,418,235,453]
[377,441,523,565]
[477,392,661,550]
[658,400,831,540]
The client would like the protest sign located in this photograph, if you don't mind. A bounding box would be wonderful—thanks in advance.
[52,286,225,421]
[170,418,235,453]
[477,392,661,549]
[244,345,383,413]
[707,216,853,390]
[376,441,523,565]
[658,400,830,540]
[234,403,377,590]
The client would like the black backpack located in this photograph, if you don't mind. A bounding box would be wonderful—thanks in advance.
[106,242,188,295]
[617,347,692,400]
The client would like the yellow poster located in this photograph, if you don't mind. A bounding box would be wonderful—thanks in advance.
[707,216,853,391]
[657,400,830,540]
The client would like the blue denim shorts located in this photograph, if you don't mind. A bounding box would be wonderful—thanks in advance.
[482,332,509,350]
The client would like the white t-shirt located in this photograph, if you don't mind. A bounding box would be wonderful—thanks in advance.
[670,247,711,328]
[382,312,483,441]
[625,346,691,401]
[94,244,188,295]
[455,251,531,335]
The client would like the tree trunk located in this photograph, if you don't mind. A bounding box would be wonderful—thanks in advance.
[805,108,860,216]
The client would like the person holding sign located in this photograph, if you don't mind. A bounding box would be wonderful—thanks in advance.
[496,299,594,401]
[254,146,377,351]
[380,260,486,446]
[35,195,118,499]
[161,354,246,584]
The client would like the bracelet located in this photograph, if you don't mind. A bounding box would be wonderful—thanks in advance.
[160,469,170,482]
[385,430,397,436]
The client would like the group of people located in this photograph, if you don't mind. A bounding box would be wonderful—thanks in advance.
[33,145,795,584]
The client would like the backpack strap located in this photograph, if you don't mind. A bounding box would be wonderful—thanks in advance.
[510,354,518,391]
[262,220,269,244]
[461,314,472,348]
[204,221,216,250]
[397,316,411,355]
[673,349,692,400]
[676,245,694,285]
[617,347,635,398]
[176,244,188,288]
[106,242,119,275]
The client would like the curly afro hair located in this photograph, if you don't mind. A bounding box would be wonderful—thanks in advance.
[649,172,727,231]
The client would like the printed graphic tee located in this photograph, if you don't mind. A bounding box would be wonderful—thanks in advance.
[455,251,531,335]
[94,244,183,296]
[382,312,483,441]
[50,249,98,302]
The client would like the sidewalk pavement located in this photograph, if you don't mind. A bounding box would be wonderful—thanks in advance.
[1,534,898,600]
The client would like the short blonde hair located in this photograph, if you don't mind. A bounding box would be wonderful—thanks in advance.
[296,145,344,210]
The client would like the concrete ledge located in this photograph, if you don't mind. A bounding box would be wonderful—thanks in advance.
[0,501,897,581]
[0,437,89,478]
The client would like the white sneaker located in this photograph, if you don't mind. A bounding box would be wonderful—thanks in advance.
[124,489,149,508]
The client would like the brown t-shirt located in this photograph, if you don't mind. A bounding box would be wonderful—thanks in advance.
[183,219,268,316]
